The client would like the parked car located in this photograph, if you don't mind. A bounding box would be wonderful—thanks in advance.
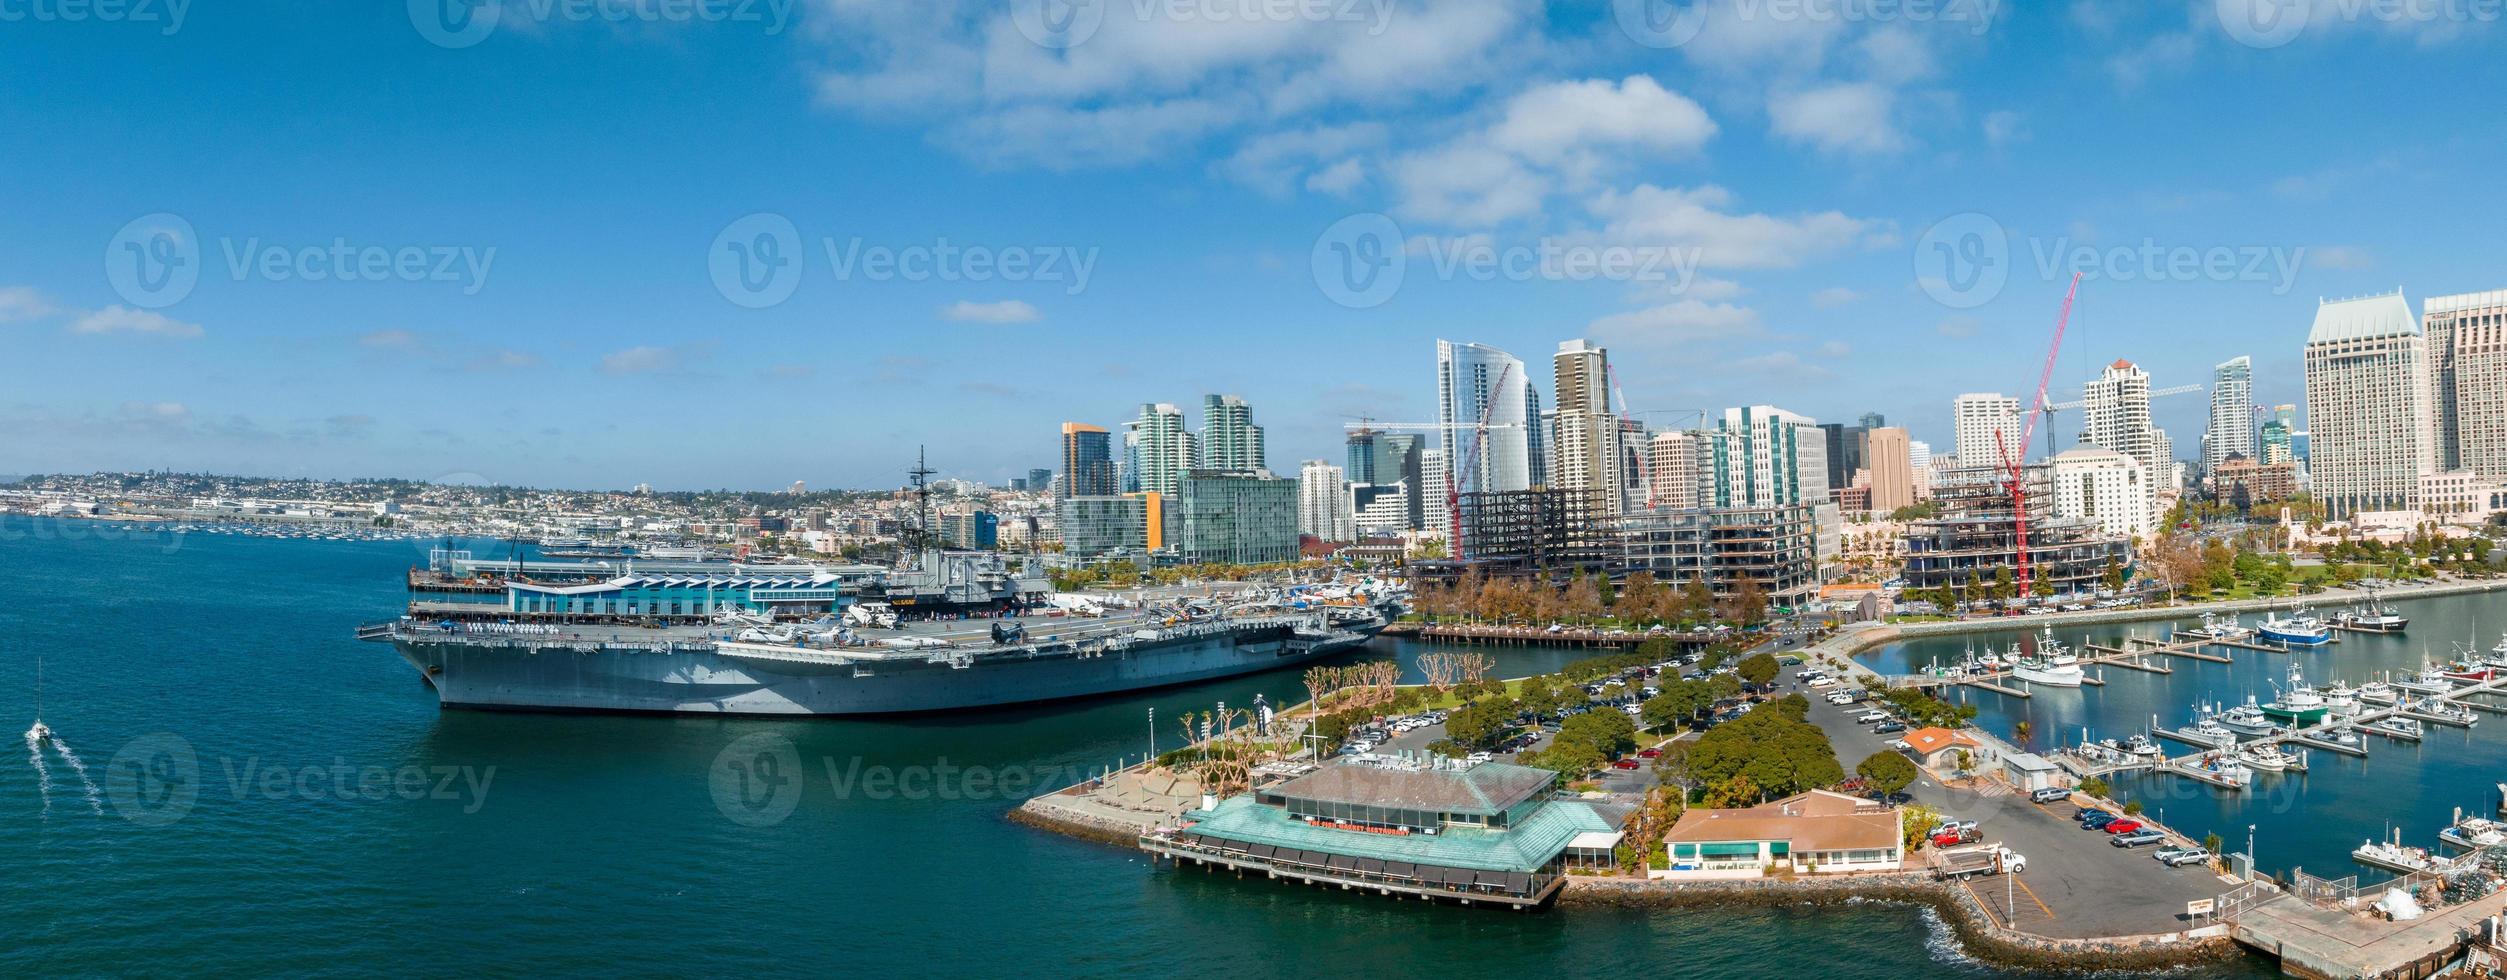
[2028,787,2070,804]
[1872,721,1907,734]
[2155,847,2211,867]
[2111,829,2168,848]
[2078,810,2118,831]
[1611,758,1641,770]
[1638,748,1663,759]
[2103,818,2145,835]
[1855,710,1888,724]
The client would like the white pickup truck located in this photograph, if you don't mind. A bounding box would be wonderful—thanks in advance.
[1937,846,2026,879]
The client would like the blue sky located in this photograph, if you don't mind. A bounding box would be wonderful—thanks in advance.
[3,0,2502,490]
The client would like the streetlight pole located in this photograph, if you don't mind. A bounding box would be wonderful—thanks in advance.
[2248,823,2258,881]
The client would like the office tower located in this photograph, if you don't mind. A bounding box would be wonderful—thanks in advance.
[1953,393,2022,469]
[1297,459,1353,542]
[1436,340,1539,494]
[1202,394,1267,472]
[2207,355,2256,470]
[2304,291,2433,516]
[1865,427,1914,512]
[1419,449,1451,538]
[1907,439,1933,499]
[1819,422,1870,492]
[1549,340,1623,514]
[2429,290,2507,478]
[1858,412,1886,429]
[1058,423,1114,498]
[1175,471,1299,565]
[2260,409,2295,465]
[1708,406,1829,508]
[1027,468,1053,492]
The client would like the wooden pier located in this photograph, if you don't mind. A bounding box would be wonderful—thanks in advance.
[2288,733,2369,756]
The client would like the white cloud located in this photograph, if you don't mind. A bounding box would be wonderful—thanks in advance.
[1816,340,1852,357]
[359,328,424,350]
[1982,110,2027,147]
[0,286,58,322]
[1854,28,1938,84]
[1304,158,1365,195]
[1585,184,1880,270]
[599,345,701,375]
[1729,350,1827,377]
[1768,83,1904,154]
[1811,287,1862,308]
[70,306,203,338]
[1214,122,1385,196]
[941,299,1042,324]
[1586,299,1763,346]
[1484,76,1716,166]
[1389,141,1551,226]
[2308,246,2375,270]
[1674,0,1850,77]
[2105,32,2197,90]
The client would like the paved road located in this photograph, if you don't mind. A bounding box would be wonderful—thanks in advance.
[1795,683,2231,938]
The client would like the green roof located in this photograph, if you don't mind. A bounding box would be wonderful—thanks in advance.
[1181,794,1614,874]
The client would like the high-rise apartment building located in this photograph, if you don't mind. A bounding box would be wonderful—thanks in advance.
[1419,449,1450,538]
[2305,291,2433,516]
[2207,356,2256,470]
[2429,290,2507,478]
[1201,394,1267,473]
[1058,423,1114,498]
[1175,470,1299,565]
[2051,447,2153,543]
[1126,403,1198,496]
[1645,431,1702,510]
[1436,340,1544,495]
[2079,360,2170,522]
[1549,340,1623,514]
[1296,459,1353,542]
[2260,408,2296,466]
[1953,393,2022,470]
[1865,427,1914,512]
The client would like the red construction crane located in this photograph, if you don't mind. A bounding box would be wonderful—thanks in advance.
[1451,361,1513,558]
[1996,272,2083,600]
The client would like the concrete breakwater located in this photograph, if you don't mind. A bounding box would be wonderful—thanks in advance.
[1562,876,2243,974]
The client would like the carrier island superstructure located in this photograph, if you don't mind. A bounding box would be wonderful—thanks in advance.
[356,547,1394,715]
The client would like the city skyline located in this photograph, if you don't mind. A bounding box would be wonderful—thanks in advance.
[6,3,2506,490]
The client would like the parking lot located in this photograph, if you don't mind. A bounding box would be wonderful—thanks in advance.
[1792,676,2233,938]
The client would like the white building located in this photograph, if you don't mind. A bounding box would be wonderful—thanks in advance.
[1201,394,1267,472]
[1418,449,1451,540]
[1126,402,1199,496]
[2207,356,2256,472]
[1296,459,1352,542]
[1644,431,1702,510]
[2050,447,2153,543]
[1953,393,2022,469]
[1549,339,1623,514]
[1709,406,1829,508]
[2079,360,2171,519]
[2428,290,2507,479]
[1907,440,1934,499]
[2305,291,2434,516]
[1351,483,1412,536]
[1436,340,1543,495]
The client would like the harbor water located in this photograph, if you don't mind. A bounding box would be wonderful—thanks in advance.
[0,519,2275,976]
[1863,592,2507,886]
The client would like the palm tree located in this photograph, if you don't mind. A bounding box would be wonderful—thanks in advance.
[2012,720,2033,749]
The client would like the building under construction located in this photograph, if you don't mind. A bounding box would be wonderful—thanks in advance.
[1899,464,2129,597]
[1410,489,1821,607]
[1442,488,1617,582]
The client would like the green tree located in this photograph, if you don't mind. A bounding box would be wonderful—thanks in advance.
[1558,709,1638,760]
[1855,750,1919,796]
[2079,776,2110,799]
[1737,652,1781,688]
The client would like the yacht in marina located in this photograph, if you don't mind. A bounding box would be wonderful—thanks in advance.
[2365,716,2426,741]
[2318,680,2363,716]
[2355,832,2449,874]
[2440,810,2507,850]
[2237,743,2304,773]
[2010,629,2085,687]
[2258,606,2332,646]
[2396,666,2459,697]
[2220,696,2282,737]
[2171,705,2241,749]
[2182,612,2255,642]
[2335,590,2408,633]
[2358,680,2401,706]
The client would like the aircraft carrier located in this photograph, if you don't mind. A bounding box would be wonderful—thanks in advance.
[355,549,1395,716]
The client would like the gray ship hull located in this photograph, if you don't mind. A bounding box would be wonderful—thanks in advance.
[388,625,1375,716]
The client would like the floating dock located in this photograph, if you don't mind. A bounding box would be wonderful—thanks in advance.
[2289,733,2369,757]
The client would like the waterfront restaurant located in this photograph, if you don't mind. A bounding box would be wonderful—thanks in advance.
[1137,761,1617,908]
[1660,790,1905,877]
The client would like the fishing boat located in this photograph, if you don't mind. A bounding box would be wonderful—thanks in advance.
[2319,680,2363,716]
[2440,809,2507,850]
[2355,832,2449,874]
[2118,733,2164,760]
[2395,666,2458,697]
[2258,606,2332,646]
[2182,611,2255,642]
[2336,590,2408,633]
[2171,705,2240,749]
[2402,698,2478,728]
[2365,716,2426,741]
[2185,753,2253,789]
[2007,628,2083,687]
[2237,743,2301,772]
[2220,696,2282,737]
[2261,665,2330,725]
[2310,725,2366,751]
[2359,680,2401,706]
[2442,657,2499,683]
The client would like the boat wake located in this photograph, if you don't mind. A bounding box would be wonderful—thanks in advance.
[24,728,52,818]
[47,735,104,815]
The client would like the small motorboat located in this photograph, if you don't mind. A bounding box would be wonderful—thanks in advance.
[2397,666,2459,697]
[2238,743,2298,772]
[2356,832,2448,874]
[2359,680,2401,706]
[2221,697,2282,737]
[25,720,51,745]
[2366,716,2426,741]
[2259,606,2332,646]
[2440,810,2507,850]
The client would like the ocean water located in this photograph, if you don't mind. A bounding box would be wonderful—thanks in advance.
[1863,590,2507,885]
[0,519,2275,977]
